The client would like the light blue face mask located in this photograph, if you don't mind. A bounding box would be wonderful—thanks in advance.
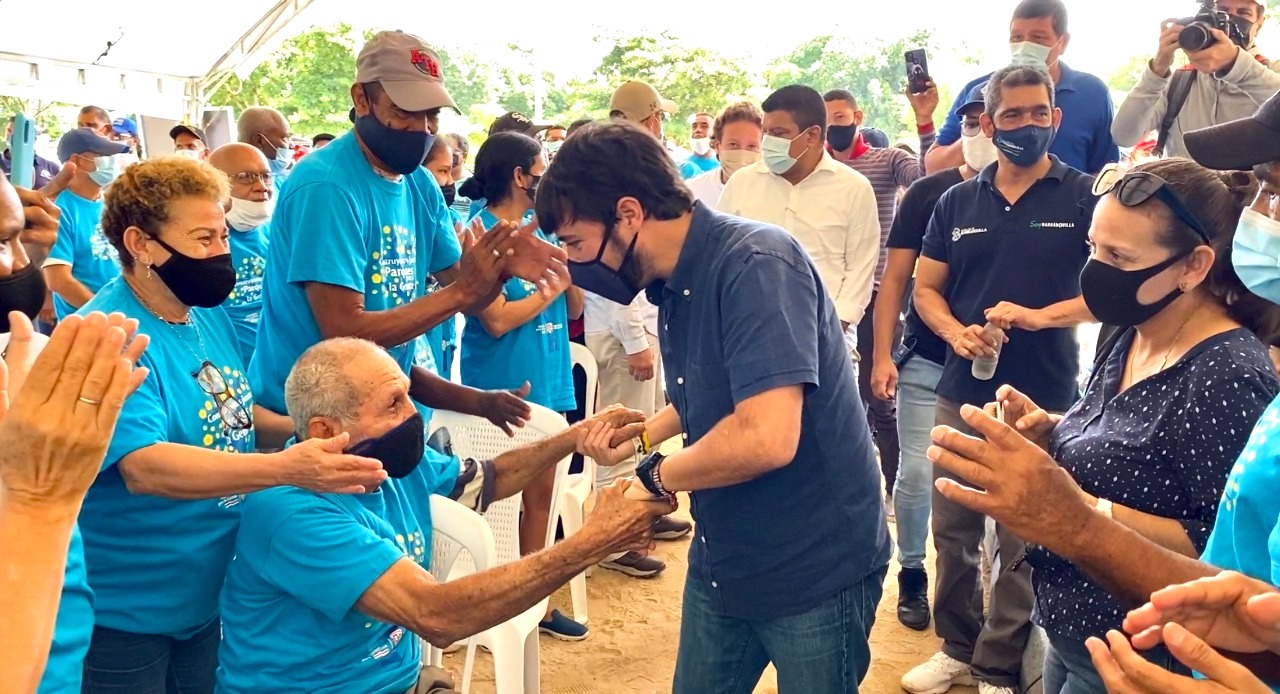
[87,154,119,187]
[268,151,292,179]
[761,131,809,175]
[1233,207,1280,304]
[1010,41,1055,68]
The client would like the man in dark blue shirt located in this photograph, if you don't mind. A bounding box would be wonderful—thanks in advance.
[924,0,1119,175]
[536,120,892,693]
[906,62,1097,694]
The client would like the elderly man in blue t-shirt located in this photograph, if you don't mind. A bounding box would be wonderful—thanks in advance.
[218,337,672,693]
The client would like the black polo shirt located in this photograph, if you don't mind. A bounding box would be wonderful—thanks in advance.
[650,203,892,621]
[887,168,966,367]
[920,157,1095,412]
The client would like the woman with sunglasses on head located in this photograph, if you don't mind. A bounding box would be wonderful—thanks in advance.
[75,157,387,693]
[989,158,1280,694]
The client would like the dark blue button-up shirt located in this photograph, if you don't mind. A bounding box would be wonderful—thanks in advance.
[920,156,1095,412]
[648,203,892,621]
[0,148,60,188]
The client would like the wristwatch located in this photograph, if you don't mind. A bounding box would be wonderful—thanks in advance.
[635,451,673,501]
[1095,497,1114,520]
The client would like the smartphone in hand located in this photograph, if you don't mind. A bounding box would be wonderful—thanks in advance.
[8,113,35,189]
[905,49,931,94]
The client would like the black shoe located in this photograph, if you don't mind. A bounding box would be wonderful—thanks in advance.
[898,568,931,631]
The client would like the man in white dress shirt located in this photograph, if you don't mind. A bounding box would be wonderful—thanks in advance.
[717,84,880,362]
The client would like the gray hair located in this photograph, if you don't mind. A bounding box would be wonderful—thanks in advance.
[283,337,376,438]
[984,64,1055,118]
[236,106,286,143]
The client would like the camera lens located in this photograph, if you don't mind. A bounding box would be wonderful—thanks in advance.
[1178,21,1215,52]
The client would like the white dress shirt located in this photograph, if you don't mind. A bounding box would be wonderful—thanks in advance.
[583,291,657,354]
[717,152,880,326]
[687,168,726,208]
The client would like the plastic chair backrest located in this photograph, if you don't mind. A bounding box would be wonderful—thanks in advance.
[429,495,495,580]
[430,404,572,564]
[568,342,599,484]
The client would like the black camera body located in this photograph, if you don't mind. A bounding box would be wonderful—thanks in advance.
[1178,1,1252,52]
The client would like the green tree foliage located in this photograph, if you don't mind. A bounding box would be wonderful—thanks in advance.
[1106,54,1152,94]
[764,32,964,142]
[0,97,70,139]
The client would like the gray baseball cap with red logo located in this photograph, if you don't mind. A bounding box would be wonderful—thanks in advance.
[355,30,459,113]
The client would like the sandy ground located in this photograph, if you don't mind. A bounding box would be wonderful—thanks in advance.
[443,501,976,694]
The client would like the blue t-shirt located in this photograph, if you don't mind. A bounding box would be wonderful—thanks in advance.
[39,526,93,694]
[1204,394,1280,582]
[460,209,574,412]
[46,190,120,319]
[936,63,1119,175]
[679,154,719,179]
[78,276,255,636]
[225,223,269,365]
[216,448,460,693]
[248,131,462,414]
[422,208,462,380]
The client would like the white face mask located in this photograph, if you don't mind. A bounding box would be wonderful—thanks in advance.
[225,196,275,231]
[1010,41,1055,68]
[718,149,761,178]
[961,132,999,172]
[173,149,202,161]
[690,137,712,156]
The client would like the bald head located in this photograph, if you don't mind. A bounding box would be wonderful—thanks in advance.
[210,142,273,203]
[237,107,291,161]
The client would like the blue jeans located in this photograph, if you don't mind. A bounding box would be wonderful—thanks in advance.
[81,619,219,694]
[893,356,942,570]
[1043,630,1179,694]
[672,565,888,694]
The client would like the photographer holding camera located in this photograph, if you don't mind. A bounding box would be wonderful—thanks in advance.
[1113,0,1279,159]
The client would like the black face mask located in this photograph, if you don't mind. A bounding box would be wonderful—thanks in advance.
[149,235,237,308]
[354,108,434,176]
[826,124,858,152]
[523,174,541,204]
[1079,253,1188,327]
[568,219,644,305]
[440,183,457,207]
[347,412,425,479]
[0,263,47,331]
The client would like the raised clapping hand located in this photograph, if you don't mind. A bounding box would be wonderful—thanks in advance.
[0,311,149,510]
[1087,624,1272,694]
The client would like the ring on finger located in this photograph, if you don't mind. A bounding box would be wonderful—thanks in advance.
[492,249,501,258]
[78,396,102,406]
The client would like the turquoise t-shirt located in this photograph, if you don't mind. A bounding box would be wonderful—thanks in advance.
[216,447,460,693]
[225,223,269,365]
[46,190,120,319]
[248,131,462,414]
[78,276,255,636]
[1203,394,1280,582]
[678,154,718,179]
[460,209,574,412]
[38,526,93,693]
[422,207,462,381]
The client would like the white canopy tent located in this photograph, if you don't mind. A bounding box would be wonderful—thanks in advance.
[0,0,317,121]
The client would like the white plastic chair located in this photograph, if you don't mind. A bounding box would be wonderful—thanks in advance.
[429,405,573,694]
[555,342,599,624]
[425,495,498,673]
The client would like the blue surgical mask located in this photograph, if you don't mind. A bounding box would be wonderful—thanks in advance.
[1010,41,1054,67]
[268,154,291,179]
[87,154,119,187]
[993,124,1055,168]
[1233,207,1280,304]
[762,132,808,175]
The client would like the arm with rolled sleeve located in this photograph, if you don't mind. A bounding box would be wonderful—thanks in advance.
[1112,67,1172,149]
[656,252,817,493]
[834,179,880,327]
[1218,49,1280,103]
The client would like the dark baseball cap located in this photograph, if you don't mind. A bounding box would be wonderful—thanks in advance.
[1184,91,1280,171]
[955,82,988,118]
[57,127,130,164]
[169,124,208,145]
[488,111,551,137]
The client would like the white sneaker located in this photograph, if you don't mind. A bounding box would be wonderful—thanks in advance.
[901,652,976,694]
[977,684,1014,694]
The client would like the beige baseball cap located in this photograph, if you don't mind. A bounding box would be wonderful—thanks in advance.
[609,81,678,122]
[355,30,459,112]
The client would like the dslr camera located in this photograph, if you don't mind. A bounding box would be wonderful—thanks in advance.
[1177,0,1252,52]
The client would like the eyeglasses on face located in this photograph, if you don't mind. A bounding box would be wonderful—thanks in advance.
[229,171,273,186]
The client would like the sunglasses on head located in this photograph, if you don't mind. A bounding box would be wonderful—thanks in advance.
[1092,163,1212,246]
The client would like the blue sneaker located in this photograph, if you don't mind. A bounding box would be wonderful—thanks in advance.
[538,609,589,641]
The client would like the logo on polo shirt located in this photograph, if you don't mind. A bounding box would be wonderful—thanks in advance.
[1030,221,1076,229]
[952,226,989,242]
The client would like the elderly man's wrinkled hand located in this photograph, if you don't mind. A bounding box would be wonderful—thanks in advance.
[929,403,1094,550]
[587,479,675,556]
[1087,626,1271,694]
[0,312,149,511]
[1124,572,1280,657]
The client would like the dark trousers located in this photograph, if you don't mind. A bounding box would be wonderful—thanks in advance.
[856,290,902,494]
[81,619,220,694]
[672,565,888,694]
[932,398,1035,688]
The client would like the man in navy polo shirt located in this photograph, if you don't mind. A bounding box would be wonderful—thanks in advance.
[536,120,891,693]
[1,117,59,189]
[923,0,1118,175]
[905,62,1096,694]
